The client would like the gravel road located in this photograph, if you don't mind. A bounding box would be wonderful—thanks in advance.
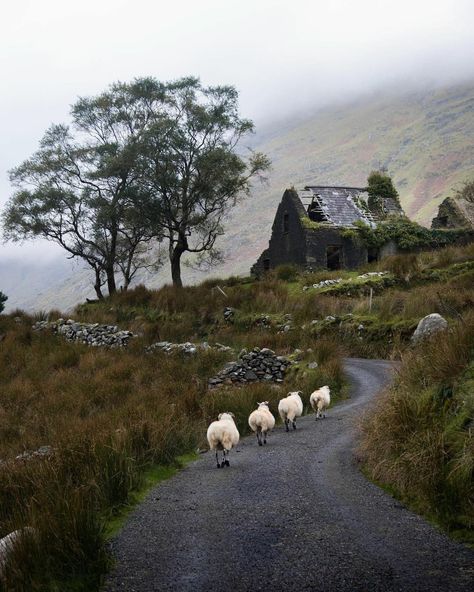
[105,358,474,592]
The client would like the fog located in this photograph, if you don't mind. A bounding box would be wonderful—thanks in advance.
[1,0,474,260]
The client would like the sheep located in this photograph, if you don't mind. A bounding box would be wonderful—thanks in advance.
[310,385,331,419]
[248,401,275,446]
[278,391,303,431]
[206,412,240,468]
[0,527,35,576]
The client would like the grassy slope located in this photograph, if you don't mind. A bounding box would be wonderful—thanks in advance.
[0,243,473,590]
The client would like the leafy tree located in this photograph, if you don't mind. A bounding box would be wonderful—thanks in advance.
[3,77,270,292]
[137,77,270,287]
[2,80,162,298]
[366,170,400,218]
[0,291,7,313]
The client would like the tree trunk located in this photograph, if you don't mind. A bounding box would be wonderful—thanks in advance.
[106,266,117,295]
[170,245,185,288]
[93,267,104,300]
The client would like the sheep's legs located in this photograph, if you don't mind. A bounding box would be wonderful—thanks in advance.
[263,430,267,444]
[223,449,230,467]
[215,450,221,468]
[257,428,263,446]
[284,418,289,432]
[292,420,297,430]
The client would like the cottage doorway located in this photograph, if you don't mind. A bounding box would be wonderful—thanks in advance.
[368,247,379,263]
[326,246,342,270]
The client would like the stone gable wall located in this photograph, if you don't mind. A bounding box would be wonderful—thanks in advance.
[304,227,368,269]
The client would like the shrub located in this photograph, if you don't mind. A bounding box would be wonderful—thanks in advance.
[275,264,299,282]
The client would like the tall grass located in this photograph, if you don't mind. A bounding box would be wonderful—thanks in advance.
[359,312,474,540]
[0,312,345,591]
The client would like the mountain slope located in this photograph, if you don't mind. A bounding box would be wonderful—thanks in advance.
[3,81,474,311]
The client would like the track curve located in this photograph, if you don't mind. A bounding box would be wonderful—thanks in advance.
[105,358,474,592]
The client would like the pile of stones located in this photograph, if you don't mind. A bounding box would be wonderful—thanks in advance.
[208,347,292,387]
[303,271,388,291]
[0,446,54,468]
[33,318,135,348]
[146,341,232,355]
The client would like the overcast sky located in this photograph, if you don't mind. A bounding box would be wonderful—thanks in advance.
[2,0,474,260]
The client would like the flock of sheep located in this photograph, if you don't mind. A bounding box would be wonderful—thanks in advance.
[206,385,331,468]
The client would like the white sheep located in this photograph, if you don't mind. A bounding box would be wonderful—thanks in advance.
[278,391,304,431]
[206,412,240,468]
[248,401,275,446]
[0,527,35,576]
[310,385,331,419]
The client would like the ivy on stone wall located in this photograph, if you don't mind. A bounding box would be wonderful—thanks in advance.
[342,218,474,251]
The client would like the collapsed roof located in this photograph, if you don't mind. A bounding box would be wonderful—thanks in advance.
[297,185,395,228]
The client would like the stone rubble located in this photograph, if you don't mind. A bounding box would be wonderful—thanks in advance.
[303,271,388,291]
[15,445,54,462]
[146,341,233,355]
[33,318,135,348]
[208,347,293,387]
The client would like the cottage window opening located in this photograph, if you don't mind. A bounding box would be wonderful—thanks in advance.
[283,213,289,233]
[263,258,271,271]
[326,246,342,270]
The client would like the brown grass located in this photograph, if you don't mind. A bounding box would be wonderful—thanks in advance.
[0,312,345,591]
[359,312,474,537]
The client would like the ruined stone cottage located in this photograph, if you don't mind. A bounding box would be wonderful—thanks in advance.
[252,185,404,274]
[431,190,474,230]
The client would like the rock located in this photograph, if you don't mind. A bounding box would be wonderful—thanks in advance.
[223,307,235,322]
[244,370,258,381]
[308,362,318,369]
[411,313,448,343]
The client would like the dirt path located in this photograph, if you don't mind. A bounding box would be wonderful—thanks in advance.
[105,358,474,591]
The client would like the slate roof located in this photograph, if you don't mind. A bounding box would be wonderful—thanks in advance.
[298,186,377,228]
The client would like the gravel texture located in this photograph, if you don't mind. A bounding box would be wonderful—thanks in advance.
[105,359,474,592]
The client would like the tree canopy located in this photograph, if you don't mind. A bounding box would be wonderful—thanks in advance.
[2,77,270,294]
[137,77,270,286]
[0,291,7,314]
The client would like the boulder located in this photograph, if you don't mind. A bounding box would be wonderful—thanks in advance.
[411,313,448,343]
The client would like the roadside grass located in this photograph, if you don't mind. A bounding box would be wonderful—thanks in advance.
[0,312,344,591]
[359,312,474,543]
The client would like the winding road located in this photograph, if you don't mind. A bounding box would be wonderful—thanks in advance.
[105,359,474,591]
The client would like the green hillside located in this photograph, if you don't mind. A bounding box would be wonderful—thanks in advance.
[222,82,474,276]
